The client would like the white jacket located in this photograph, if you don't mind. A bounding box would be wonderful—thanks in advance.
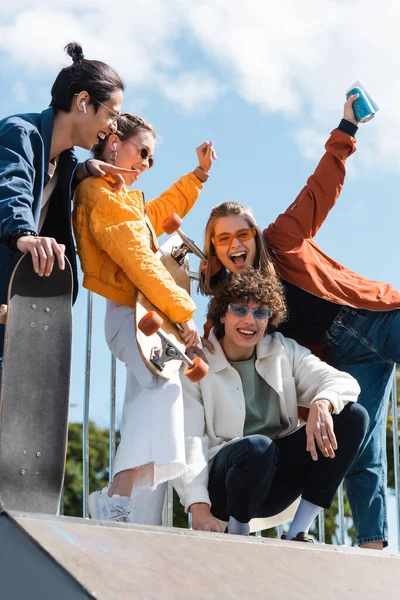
[175,330,360,531]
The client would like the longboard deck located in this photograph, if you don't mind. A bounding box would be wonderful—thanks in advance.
[135,235,190,380]
[0,253,73,513]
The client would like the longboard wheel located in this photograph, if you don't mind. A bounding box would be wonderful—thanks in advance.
[0,304,8,325]
[298,406,309,423]
[184,357,209,382]
[138,311,163,336]
[162,213,182,235]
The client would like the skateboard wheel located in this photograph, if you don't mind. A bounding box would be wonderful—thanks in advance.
[162,213,182,235]
[138,311,163,336]
[298,406,309,424]
[0,304,8,325]
[184,357,209,382]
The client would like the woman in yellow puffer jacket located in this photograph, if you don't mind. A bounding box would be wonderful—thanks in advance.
[73,113,215,525]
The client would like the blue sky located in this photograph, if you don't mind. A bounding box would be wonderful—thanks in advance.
[0,2,398,427]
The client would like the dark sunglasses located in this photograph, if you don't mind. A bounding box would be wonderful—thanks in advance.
[228,303,273,320]
[126,140,154,168]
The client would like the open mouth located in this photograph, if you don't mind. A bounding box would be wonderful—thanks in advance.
[237,328,256,337]
[229,250,247,267]
[97,131,107,141]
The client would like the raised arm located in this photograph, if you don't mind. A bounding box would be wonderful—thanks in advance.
[264,97,359,252]
[145,142,215,236]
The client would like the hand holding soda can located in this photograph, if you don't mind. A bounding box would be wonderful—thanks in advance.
[346,81,379,123]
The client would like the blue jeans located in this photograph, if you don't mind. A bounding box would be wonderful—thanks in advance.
[320,307,400,546]
[208,404,368,523]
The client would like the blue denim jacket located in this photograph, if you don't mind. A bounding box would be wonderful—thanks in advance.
[0,107,79,355]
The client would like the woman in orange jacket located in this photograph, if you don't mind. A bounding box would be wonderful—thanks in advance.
[198,96,399,549]
[73,113,215,525]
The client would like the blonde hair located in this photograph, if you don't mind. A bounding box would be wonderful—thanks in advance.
[199,201,277,295]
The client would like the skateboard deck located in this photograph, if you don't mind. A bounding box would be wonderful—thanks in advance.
[0,253,73,514]
[135,234,191,380]
[138,310,208,383]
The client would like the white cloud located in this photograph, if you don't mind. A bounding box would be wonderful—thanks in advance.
[1,0,400,170]
[157,71,224,113]
[11,81,28,104]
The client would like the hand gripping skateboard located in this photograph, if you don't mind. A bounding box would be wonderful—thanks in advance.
[135,233,208,381]
[0,253,73,514]
[138,311,208,382]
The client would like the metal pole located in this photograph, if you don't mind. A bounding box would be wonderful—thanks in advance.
[59,487,64,516]
[318,509,325,543]
[337,483,345,545]
[390,366,400,551]
[109,354,117,482]
[162,482,174,527]
[82,291,93,518]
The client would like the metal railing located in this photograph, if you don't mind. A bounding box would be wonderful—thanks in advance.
[78,286,400,549]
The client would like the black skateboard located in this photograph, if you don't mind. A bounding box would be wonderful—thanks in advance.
[0,253,73,514]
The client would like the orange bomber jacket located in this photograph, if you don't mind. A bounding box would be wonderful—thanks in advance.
[264,128,400,311]
[73,172,204,323]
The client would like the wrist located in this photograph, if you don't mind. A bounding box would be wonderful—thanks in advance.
[84,159,95,176]
[193,166,210,183]
[190,502,211,514]
[313,399,333,413]
[9,229,37,252]
[338,118,358,137]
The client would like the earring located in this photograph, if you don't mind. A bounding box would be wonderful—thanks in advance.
[110,142,118,162]
[82,101,87,114]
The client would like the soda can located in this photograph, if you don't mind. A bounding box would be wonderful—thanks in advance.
[346,81,379,123]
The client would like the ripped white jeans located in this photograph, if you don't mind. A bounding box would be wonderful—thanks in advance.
[105,300,187,489]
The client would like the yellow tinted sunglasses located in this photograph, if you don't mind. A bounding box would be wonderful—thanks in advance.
[212,227,256,247]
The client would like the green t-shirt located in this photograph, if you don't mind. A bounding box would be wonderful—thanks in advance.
[228,354,282,439]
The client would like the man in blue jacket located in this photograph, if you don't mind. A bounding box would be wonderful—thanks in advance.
[0,43,136,376]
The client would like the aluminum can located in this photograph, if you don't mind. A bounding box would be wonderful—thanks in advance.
[346,81,379,123]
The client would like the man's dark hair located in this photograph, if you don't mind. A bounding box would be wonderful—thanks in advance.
[50,42,124,113]
[208,268,287,339]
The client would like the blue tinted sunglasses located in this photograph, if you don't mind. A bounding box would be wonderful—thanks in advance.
[228,304,273,320]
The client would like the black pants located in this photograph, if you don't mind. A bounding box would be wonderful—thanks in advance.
[208,403,369,523]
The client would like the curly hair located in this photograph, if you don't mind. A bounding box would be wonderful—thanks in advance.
[208,268,287,339]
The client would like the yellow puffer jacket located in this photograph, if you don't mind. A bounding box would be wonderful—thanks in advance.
[73,172,204,323]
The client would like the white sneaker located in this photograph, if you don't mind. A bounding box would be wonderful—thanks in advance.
[88,487,134,523]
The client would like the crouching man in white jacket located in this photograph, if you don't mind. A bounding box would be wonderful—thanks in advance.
[175,269,369,541]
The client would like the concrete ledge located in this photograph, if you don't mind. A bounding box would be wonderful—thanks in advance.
[8,511,400,599]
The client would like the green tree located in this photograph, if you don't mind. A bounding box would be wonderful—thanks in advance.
[63,421,112,516]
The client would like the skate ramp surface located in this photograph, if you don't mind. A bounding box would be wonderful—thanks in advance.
[1,510,399,599]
